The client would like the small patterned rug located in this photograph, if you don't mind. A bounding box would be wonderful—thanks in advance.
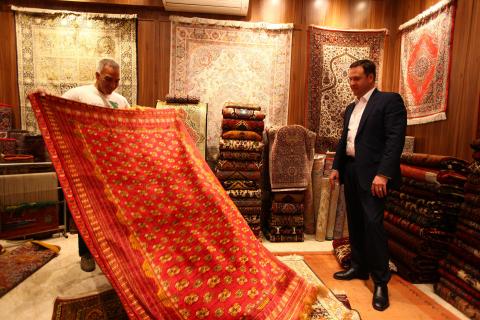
[0,241,59,298]
[52,289,128,320]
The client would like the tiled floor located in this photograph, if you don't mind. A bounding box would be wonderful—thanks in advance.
[0,233,467,320]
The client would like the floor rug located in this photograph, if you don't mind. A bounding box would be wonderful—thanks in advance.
[399,0,456,125]
[52,289,128,320]
[30,93,354,319]
[294,252,462,320]
[169,16,292,161]
[51,256,359,320]
[13,6,137,133]
[0,241,59,298]
[306,26,387,152]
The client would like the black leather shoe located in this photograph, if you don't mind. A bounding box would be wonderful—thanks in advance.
[333,268,369,280]
[372,285,389,311]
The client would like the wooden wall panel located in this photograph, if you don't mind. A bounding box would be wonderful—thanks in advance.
[0,3,20,128]
[0,0,478,159]
[288,29,307,126]
[137,19,157,106]
[156,20,172,105]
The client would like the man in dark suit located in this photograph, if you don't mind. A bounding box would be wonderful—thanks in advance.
[329,59,407,311]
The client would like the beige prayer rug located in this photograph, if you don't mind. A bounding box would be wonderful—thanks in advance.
[399,0,456,125]
[169,16,293,161]
[278,255,361,319]
[13,6,137,133]
[156,101,207,158]
[306,26,387,152]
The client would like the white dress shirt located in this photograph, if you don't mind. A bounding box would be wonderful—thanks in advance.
[62,84,130,109]
[346,87,375,157]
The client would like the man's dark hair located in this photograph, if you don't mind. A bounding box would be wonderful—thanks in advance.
[350,59,376,80]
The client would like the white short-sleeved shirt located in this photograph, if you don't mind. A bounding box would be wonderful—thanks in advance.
[62,84,130,109]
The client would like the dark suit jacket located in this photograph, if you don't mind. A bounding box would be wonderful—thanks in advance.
[332,89,407,191]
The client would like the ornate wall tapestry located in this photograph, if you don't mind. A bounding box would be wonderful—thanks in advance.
[13,6,137,133]
[306,26,387,152]
[399,0,456,125]
[156,101,208,158]
[29,93,360,319]
[169,16,293,161]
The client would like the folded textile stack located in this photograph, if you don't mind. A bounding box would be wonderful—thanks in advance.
[7,129,30,154]
[385,153,469,283]
[265,125,316,242]
[2,130,48,162]
[267,191,305,242]
[0,138,16,155]
[434,140,480,319]
[215,103,266,237]
[0,104,13,136]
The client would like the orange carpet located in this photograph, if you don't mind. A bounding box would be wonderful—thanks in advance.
[277,252,460,320]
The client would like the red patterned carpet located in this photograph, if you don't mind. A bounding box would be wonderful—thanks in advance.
[29,93,357,319]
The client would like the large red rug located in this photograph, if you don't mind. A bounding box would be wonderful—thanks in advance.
[399,0,456,125]
[29,93,359,319]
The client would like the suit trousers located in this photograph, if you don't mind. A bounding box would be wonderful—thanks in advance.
[344,158,391,285]
[78,234,91,257]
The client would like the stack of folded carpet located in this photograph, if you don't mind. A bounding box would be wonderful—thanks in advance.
[385,153,469,283]
[0,104,13,136]
[1,129,47,163]
[265,125,316,242]
[7,129,30,154]
[215,103,265,237]
[0,137,16,155]
[434,140,480,319]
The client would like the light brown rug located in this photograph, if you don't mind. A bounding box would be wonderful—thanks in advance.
[283,252,461,320]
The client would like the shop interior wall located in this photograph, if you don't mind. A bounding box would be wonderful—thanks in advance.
[0,0,478,160]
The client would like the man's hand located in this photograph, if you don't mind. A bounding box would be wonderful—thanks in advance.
[329,169,339,189]
[371,175,388,198]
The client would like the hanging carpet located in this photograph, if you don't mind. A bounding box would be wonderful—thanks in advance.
[13,6,137,133]
[169,16,292,161]
[399,0,456,125]
[306,26,387,152]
